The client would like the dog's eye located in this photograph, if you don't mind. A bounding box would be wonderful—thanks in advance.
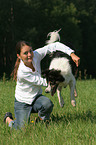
[50,81,55,85]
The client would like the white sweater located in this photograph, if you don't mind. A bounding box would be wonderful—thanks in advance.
[15,42,74,104]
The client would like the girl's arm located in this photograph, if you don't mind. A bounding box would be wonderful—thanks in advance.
[35,42,74,60]
[36,42,80,67]
[19,72,47,87]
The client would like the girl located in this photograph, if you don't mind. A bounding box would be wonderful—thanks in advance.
[4,41,80,129]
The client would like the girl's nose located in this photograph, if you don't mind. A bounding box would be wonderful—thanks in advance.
[28,52,32,56]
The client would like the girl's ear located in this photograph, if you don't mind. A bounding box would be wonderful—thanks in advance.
[17,54,21,59]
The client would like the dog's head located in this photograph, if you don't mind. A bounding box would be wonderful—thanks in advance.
[42,69,65,96]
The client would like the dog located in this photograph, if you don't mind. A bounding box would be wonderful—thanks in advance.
[42,29,78,107]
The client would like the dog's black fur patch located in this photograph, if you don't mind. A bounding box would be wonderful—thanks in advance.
[42,69,65,96]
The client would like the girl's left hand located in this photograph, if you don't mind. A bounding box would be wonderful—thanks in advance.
[70,53,80,67]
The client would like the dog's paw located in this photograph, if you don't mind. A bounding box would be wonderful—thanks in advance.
[71,100,76,107]
[45,87,51,93]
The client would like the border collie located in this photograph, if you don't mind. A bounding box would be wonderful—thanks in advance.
[42,30,77,107]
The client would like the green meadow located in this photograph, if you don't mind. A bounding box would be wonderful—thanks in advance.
[0,79,96,145]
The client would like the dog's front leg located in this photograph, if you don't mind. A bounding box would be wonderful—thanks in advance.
[69,79,76,107]
[45,82,51,93]
[57,86,64,107]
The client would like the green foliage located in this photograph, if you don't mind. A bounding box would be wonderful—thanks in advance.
[0,80,96,144]
[0,0,96,77]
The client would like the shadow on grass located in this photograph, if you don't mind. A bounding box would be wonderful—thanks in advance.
[51,110,96,124]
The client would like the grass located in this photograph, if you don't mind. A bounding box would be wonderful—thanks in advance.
[0,79,96,145]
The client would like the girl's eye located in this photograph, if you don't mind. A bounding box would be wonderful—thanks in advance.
[30,49,33,53]
[24,52,28,55]
[23,49,33,55]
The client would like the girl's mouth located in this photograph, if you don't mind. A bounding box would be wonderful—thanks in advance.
[28,57,32,60]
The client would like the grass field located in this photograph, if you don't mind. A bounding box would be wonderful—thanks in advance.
[0,79,96,145]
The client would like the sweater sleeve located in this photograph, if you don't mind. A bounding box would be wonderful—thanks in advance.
[19,71,47,87]
[35,42,74,60]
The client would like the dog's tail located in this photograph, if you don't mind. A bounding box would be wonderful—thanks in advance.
[46,28,61,44]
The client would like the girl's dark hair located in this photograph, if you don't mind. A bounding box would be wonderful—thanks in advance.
[11,41,31,80]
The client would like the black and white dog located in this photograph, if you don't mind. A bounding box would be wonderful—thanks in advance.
[42,30,78,107]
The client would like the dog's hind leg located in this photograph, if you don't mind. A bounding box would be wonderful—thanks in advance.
[69,78,76,107]
[57,86,64,107]
[74,87,77,97]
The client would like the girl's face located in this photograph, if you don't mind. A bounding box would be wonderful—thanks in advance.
[17,45,34,66]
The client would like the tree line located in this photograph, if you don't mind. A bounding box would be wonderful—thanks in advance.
[0,0,96,79]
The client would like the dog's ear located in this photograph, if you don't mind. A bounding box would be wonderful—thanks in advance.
[49,69,61,76]
[49,69,64,82]
[56,75,65,82]
[42,69,50,78]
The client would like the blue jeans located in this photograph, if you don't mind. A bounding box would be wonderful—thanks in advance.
[9,95,54,129]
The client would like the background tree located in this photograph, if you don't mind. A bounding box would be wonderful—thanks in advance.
[0,0,96,78]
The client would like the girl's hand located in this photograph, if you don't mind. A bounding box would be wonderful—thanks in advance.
[70,53,80,67]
